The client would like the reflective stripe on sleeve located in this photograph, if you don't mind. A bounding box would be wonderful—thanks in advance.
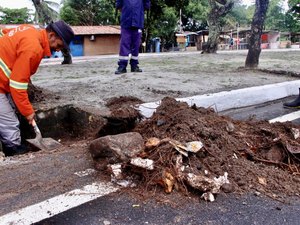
[0,29,3,37]
[9,79,28,90]
[0,58,11,79]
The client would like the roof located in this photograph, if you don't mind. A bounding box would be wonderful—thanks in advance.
[71,26,120,35]
[176,31,197,37]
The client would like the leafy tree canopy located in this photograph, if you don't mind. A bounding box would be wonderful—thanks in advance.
[264,0,286,30]
[60,0,116,25]
[0,7,33,24]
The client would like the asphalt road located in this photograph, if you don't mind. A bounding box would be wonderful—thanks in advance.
[34,192,300,225]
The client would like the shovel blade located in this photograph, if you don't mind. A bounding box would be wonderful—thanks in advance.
[26,138,62,150]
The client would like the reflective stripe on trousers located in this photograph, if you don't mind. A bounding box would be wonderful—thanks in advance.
[0,94,21,148]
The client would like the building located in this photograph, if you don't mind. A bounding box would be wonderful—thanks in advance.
[70,26,120,56]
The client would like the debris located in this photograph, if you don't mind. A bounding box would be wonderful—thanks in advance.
[169,139,204,156]
[169,139,188,156]
[130,157,154,170]
[163,170,175,193]
[291,128,300,139]
[201,192,215,202]
[226,121,235,133]
[103,220,111,225]
[186,172,229,201]
[254,191,261,196]
[145,137,161,149]
[175,154,185,177]
[90,97,300,201]
[186,141,204,153]
[115,179,136,188]
[109,164,123,180]
[74,168,96,177]
[258,177,267,186]
[286,142,300,154]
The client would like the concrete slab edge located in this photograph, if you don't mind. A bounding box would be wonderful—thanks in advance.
[138,80,300,118]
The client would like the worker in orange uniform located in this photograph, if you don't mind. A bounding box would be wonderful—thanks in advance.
[0,20,74,156]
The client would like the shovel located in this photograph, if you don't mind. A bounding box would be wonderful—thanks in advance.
[26,119,62,150]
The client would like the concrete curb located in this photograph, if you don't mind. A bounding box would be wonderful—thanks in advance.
[138,80,300,118]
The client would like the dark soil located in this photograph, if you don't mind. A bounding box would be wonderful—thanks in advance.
[129,97,300,202]
[28,83,59,103]
[105,96,143,119]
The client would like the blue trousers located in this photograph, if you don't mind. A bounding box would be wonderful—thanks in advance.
[118,27,142,68]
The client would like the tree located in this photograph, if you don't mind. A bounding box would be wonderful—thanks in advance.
[60,0,116,25]
[289,0,300,19]
[264,0,286,31]
[203,0,234,53]
[0,7,33,24]
[245,0,270,68]
[144,0,166,51]
[31,0,59,24]
[285,0,300,32]
[226,3,253,29]
[184,0,209,31]
[151,6,178,50]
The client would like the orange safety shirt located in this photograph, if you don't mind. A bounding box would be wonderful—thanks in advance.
[0,25,51,117]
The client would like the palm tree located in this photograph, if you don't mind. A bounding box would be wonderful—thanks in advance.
[31,1,73,65]
[31,0,60,25]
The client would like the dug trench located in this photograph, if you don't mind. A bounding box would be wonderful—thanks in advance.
[9,92,300,206]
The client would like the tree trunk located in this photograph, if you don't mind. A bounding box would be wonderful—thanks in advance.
[204,12,221,53]
[245,0,269,68]
[203,0,234,53]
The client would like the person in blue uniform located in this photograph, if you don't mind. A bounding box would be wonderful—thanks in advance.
[115,0,151,74]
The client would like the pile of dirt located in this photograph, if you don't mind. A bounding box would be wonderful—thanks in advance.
[126,97,300,201]
[28,83,59,103]
[106,96,143,119]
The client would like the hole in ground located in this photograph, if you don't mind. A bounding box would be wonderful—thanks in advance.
[19,105,140,152]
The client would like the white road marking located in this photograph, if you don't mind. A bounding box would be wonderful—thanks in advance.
[269,110,300,123]
[0,182,119,225]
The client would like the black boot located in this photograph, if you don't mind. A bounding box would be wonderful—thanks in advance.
[283,88,300,108]
[3,145,28,157]
[115,66,127,74]
[131,65,142,73]
[61,48,72,65]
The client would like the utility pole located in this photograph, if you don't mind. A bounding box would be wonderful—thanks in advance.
[179,8,183,33]
[236,22,239,50]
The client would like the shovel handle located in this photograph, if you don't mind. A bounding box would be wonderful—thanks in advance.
[32,119,42,136]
